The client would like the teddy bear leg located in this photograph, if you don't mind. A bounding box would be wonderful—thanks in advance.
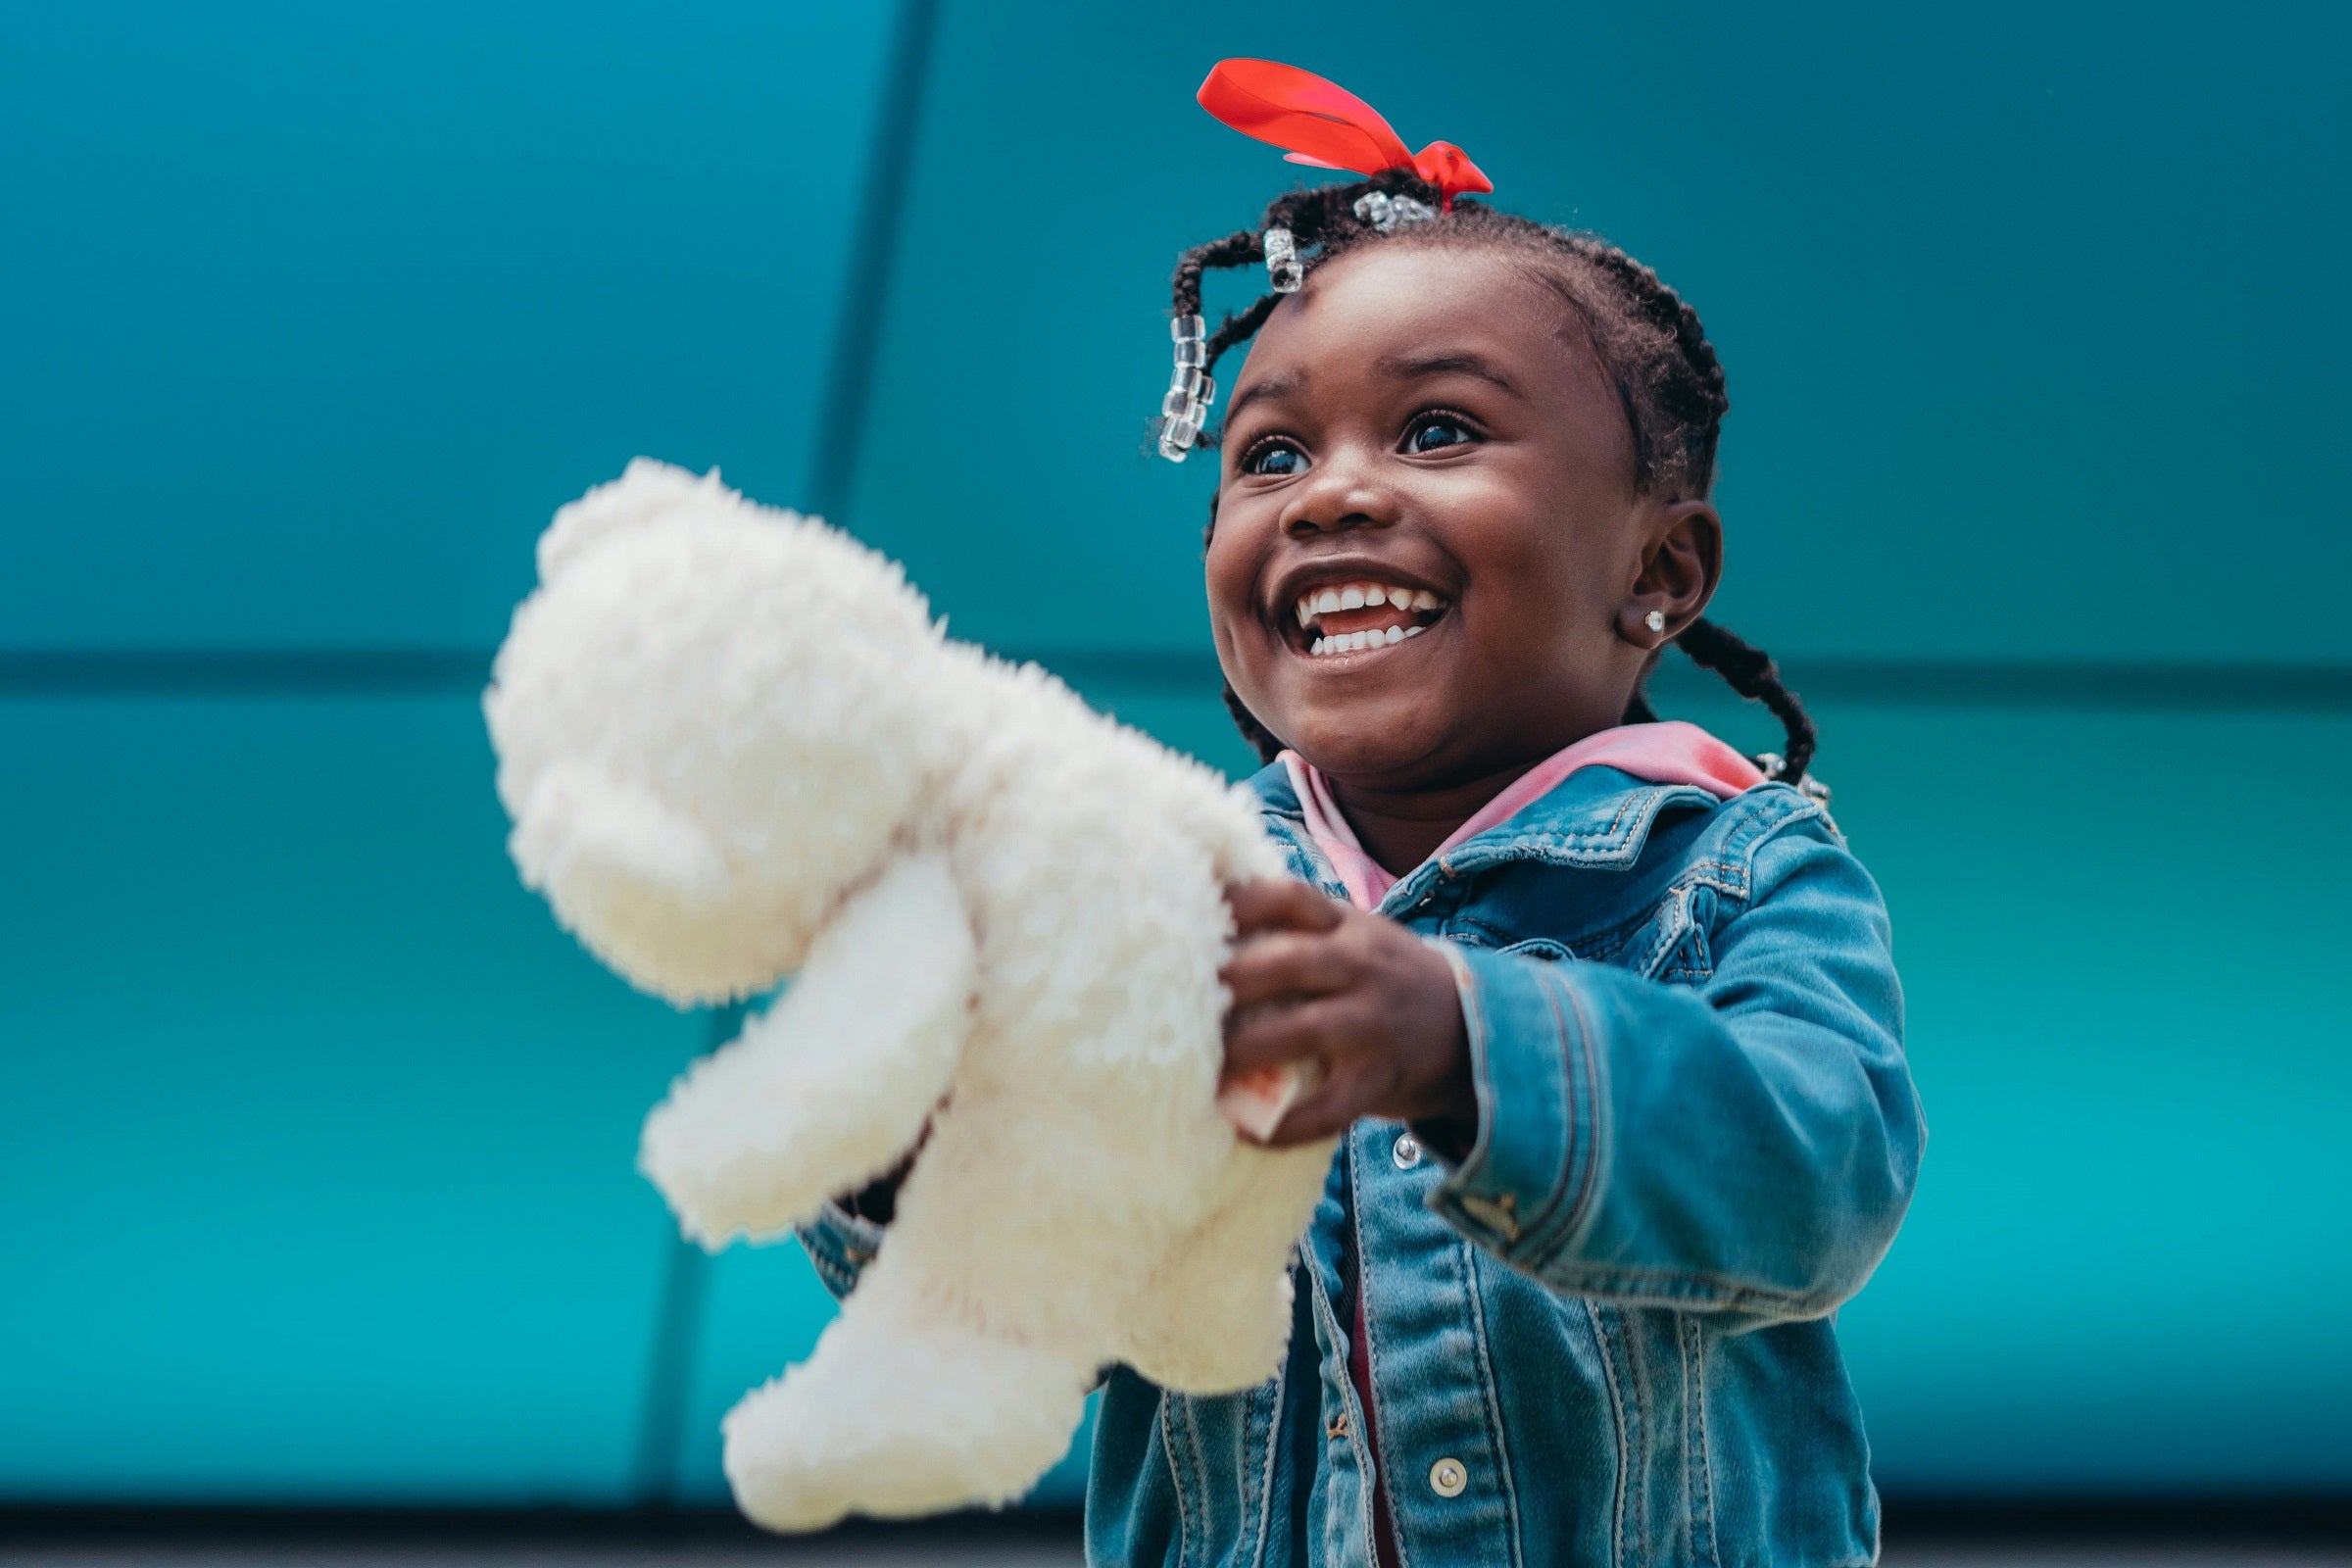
[719,1282,1093,1533]
[639,851,974,1249]
[1115,1139,1337,1394]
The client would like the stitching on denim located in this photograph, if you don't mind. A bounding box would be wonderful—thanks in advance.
[1250,1352,1283,1568]
[1532,1260,1826,1317]
[1180,1394,1213,1567]
[1517,966,1603,1264]
[1636,886,1691,980]
[1433,945,1503,1219]
[1708,790,1827,883]
[1585,1301,1634,1568]
[1555,966,1609,1253]
[1452,874,1726,963]
[1350,1135,1422,1568]
[1305,1248,1385,1568]
[1160,1395,1197,1568]
[1459,1242,1528,1568]
[1620,1305,1656,1568]
[1231,1383,1253,1565]
[1682,1315,1721,1568]
[1510,969,1582,1253]
[1685,865,1747,902]
[1438,786,1709,878]
[1677,1315,1696,1565]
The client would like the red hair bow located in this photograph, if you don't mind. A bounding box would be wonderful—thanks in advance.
[1196,59,1493,210]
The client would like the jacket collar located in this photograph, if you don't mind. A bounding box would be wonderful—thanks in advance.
[1249,759,1724,910]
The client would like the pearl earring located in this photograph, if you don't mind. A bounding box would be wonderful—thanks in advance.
[1644,611,1666,634]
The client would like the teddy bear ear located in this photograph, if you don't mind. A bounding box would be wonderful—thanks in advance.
[534,458,740,585]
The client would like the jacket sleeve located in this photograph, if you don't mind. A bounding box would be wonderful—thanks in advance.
[1422,808,1921,1326]
[794,1200,884,1300]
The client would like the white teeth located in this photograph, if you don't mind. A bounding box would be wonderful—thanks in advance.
[1302,620,1435,658]
[1292,580,1451,655]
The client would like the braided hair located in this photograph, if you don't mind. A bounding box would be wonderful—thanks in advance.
[1178,170,1819,788]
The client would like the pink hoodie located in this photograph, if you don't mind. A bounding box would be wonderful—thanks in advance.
[1280,719,1767,911]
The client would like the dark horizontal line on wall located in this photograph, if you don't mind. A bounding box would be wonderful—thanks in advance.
[0,648,494,698]
[0,1502,1086,1548]
[1054,651,2352,712]
[1,1494,2346,1546]
[4,647,2351,712]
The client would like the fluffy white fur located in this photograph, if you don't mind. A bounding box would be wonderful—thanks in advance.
[484,460,1336,1532]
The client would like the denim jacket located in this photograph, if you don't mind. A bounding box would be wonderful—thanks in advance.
[800,760,1921,1567]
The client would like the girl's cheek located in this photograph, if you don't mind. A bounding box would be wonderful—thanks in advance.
[1202,514,1261,625]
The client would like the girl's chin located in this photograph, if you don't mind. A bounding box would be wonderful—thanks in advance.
[1269,708,1437,779]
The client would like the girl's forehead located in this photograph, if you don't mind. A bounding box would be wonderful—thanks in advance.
[1233,245,1609,407]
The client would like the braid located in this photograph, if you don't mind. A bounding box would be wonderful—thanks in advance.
[1171,227,1264,318]
[1675,617,1817,785]
[1172,177,1820,783]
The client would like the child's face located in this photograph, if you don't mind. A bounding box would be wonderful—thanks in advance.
[1206,244,1691,790]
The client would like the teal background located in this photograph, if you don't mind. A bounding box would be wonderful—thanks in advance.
[4,0,2347,1510]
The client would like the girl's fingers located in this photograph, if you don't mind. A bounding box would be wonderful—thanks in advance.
[1261,1067,1369,1148]
[1221,930,1354,1011]
[1223,995,1353,1076]
[1226,876,1346,938]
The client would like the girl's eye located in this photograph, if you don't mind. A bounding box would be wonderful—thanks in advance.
[1406,416,1477,454]
[1245,443,1305,477]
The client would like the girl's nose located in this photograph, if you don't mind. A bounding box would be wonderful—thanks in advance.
[1280,454,1400,537]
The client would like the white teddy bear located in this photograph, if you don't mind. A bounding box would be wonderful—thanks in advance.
[483,460,1337,1531]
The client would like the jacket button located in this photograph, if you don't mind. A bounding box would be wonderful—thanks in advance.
[1429,1456,1468,1497]
[1392,1133,1423,1170]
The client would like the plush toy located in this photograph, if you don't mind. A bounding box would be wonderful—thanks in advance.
[483,460,1335,1531]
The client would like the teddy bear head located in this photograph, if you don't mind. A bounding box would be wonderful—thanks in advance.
[485,460,951,1006]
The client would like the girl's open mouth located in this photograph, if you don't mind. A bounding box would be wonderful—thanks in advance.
[1284,578,1452,659]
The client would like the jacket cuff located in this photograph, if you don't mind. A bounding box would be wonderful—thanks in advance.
[1424,941,1604,1267]
[795,1200,884,1298]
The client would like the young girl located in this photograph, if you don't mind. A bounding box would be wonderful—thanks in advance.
[809,61,1920,1568]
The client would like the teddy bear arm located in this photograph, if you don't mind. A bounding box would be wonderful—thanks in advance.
[638,850,975,1250]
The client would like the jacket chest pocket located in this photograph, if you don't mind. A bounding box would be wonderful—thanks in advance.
[1631,884,1716,984]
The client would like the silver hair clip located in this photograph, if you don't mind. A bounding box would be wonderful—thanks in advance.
[1262,226,1302,292]
[1155,314,1215,462]
[1353,191,1438,233]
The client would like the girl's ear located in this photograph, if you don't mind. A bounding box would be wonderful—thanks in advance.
[1617,499,1722,648]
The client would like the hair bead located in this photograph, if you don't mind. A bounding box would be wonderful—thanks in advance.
[1262,227,1303,292]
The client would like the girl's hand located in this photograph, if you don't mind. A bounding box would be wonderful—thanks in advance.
[1219,878,1477,1150]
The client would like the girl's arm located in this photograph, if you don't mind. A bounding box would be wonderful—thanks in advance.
[1224,807,1919,1329]
[1423,813,1918,1324]
[795,1177,894,1301]
[794,1152,916,1300]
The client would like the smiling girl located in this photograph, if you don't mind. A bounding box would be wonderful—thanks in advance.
[804,61,1921,1568]
[1098,62,1922,1568]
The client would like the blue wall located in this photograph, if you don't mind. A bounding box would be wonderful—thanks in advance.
[3,0,2346,1509]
